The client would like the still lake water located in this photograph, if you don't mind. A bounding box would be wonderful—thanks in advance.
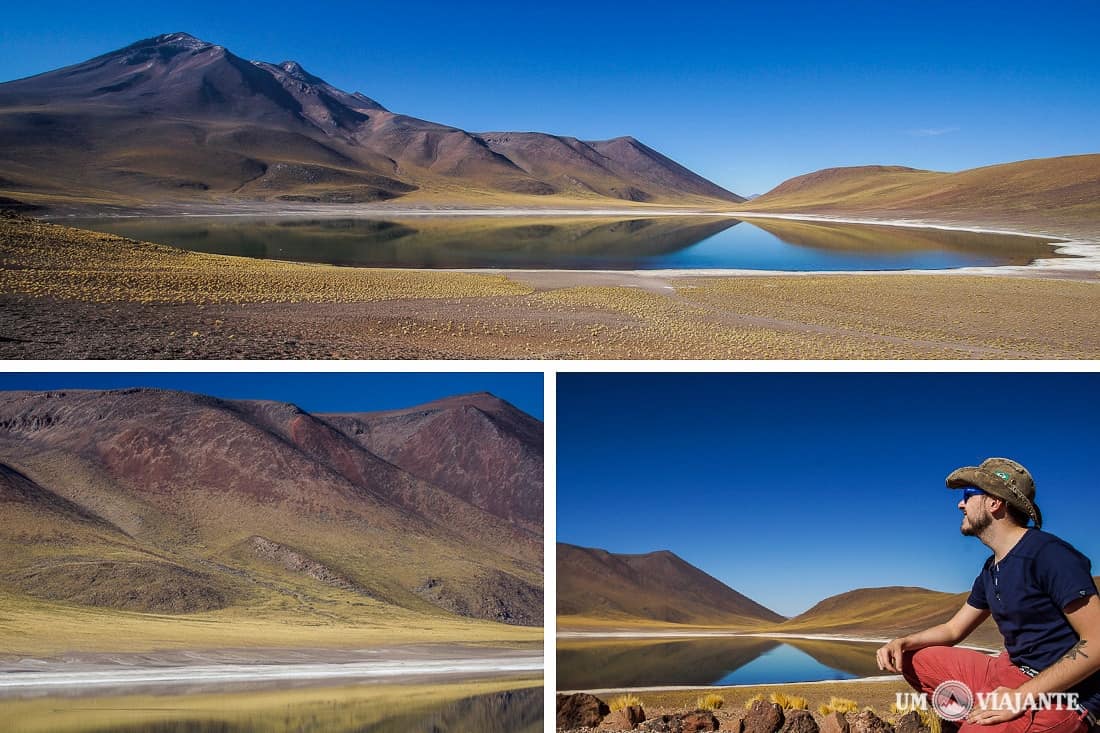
[71,215,1063,271]
[557,637,883,690]
[3,683,542,733]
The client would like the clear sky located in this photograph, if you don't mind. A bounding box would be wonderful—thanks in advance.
[1,1,1096,196]
[0,372,543,419]
[557,373,1100,617]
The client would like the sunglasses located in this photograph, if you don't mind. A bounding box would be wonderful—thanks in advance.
[962,487,987,502]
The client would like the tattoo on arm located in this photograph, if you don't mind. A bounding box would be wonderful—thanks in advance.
[1064,639,1090,661]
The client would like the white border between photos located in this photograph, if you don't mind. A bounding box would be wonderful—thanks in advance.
[7,358,1100,732]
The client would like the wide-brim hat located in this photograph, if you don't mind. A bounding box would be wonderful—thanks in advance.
[946,457,1042,529]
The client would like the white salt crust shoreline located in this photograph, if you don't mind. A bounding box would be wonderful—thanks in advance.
[557,631,996,654]
[0,653,542,694]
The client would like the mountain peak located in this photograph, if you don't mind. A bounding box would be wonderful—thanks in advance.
[150,32,214,51]
[277,60,322,84]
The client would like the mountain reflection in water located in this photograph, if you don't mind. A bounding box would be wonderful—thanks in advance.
[72,215,1063,271]
[557,637,883,689]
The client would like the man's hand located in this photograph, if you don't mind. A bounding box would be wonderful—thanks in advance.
[876,638,907,672]
[967,686,1026,725]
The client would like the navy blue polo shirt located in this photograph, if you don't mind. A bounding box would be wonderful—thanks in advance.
[968,529,1100,715]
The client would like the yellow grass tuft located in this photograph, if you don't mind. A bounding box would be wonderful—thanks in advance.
[820,697,861,715]
[890,703,942,733]
[610,694,642,712]
[696,693,724,711]
[744,693,766,710]
[770,692,808,710]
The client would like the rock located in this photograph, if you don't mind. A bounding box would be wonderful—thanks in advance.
[743,701,785,733]
[894,712,929,733]
[719,715,744,732]
[682,711,721,732]
[557,692,610,729]
[851,710,894,733]
[642,714,680,733]
[778,709,819,733]
[604,705,647,730]
[821,711,851,733]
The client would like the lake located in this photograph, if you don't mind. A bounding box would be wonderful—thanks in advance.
[2,681,542,733]
[557,636,883,690]
[70,215,1064,271]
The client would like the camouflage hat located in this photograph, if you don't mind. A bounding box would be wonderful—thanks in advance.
[946,457,1042,529]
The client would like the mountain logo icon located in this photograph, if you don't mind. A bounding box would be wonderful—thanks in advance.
[932,680,974,721]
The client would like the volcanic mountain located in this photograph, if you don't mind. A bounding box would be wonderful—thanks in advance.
[736,155,1100,235]
[0,388,543,626]
[0,32,743,213]
[556,543,785,627]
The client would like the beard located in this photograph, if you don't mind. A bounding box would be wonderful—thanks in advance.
[961,509,993,536]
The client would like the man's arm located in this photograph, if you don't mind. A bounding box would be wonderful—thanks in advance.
[969,594,1100,725]
[876,602,991,673]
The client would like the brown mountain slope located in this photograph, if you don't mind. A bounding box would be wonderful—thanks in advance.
[557,543,784,627]
[321,392,543,532]
[0,388,542,626]
[737,155,1100,235]
[0,32,742,213]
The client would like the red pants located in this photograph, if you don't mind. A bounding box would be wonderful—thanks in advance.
[902,646,1088,733]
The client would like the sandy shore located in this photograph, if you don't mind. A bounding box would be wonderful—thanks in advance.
[3,214,1099,359]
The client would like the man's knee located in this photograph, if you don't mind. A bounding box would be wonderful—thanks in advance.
[901,646,954,690]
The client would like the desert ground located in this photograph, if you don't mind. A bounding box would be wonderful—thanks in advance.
[2,211,1099,359]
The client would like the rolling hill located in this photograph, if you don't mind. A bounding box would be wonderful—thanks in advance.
[777,585,1002,648]
[556,543,785,627]
[737,155,1100,236]
[0,32,743,213]
[0,388,543,637]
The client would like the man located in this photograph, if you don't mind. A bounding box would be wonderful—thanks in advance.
[876,457,1100,733]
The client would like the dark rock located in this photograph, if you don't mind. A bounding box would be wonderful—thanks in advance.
[778,709,819,733]
[682,711,721,732]
[641,714,677,733]
[743,701,785,733]
[557,692,609,729]
[894,712,930,733]
[851,710,894,733]
[821,711,850,733]
[603,705,647,730]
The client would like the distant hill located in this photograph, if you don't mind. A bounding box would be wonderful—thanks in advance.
[737,155,1100,235]
[0,32,743,213]
[777,585,1001,648]
[0,388,542,625]
[779,578,1100,649]
[557,543,785,627]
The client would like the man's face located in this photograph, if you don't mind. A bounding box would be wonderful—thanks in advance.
[960,493,993,536]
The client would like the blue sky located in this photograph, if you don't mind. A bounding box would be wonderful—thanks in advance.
[557,373,1100,617]
[1,1,1096,196]
[0,373,543,419]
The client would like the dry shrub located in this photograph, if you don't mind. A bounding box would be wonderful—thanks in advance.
[820,697,861,715]
[697,693,725,711]
[610,694,642,712]
[770,692,808,710]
